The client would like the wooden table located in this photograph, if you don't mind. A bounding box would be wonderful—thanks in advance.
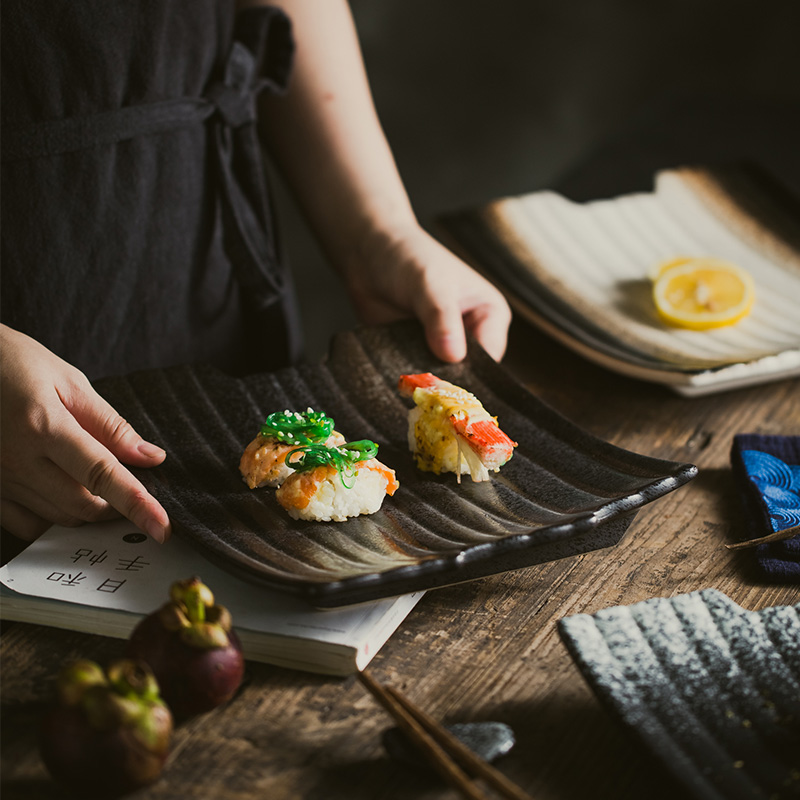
[2,317,798,800]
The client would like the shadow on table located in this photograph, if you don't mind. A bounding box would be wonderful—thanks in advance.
[310,692,686,800]
[0,701,56,800]
[491,693,687,800]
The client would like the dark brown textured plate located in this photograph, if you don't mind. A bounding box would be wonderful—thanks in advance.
[97,322,697,606]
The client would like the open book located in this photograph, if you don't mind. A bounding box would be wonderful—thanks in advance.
[0,520,423,676]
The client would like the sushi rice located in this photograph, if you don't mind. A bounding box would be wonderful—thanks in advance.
[276,460,399,522]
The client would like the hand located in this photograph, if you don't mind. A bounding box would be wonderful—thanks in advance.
[343,224,512,362]
[0,326,171,543]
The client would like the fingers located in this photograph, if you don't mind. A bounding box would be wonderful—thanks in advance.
[0,494,120,542]
[397,233,511,363]
[47,419,171,543]
[4,396,171,544]
[1,499,53,542]
[464,302,512,362]
[3,458,118,526]
[55,376,171,542]
[59,378,166,468]
[417,301,469,363]
[414,279,510,363]
[1,326,171,546]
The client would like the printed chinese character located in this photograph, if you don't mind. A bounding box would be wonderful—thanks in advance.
[47,572,87,587]
[88,550,108,566]
[115,555,150,572]
[97,578,126,593]
[70,548,108,565]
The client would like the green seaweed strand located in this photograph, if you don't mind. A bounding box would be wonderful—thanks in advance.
[259,408,334,445]
[285,440,379,489]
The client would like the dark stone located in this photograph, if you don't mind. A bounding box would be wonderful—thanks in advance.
[382,721,515,769]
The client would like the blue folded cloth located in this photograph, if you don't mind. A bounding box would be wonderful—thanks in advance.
[730,434,800,582]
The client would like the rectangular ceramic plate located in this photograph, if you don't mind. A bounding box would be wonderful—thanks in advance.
[438,164,800,395]
[97,322,696,606]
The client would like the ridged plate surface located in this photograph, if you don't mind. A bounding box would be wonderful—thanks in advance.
[439,164,800,392]
[98,322,696,606]
[559,590,800,800]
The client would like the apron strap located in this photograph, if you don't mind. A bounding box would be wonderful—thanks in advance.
[0,98,214,162]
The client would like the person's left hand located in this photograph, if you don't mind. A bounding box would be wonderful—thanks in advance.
[342,223,512,363]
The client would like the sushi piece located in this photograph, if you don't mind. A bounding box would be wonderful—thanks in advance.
[397,373,517,482]
[239,408,345,489]
[276,440,399,522]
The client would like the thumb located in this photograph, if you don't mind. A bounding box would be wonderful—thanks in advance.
[59,380,166,468]
[415,296,468,363]
[464,303,511,362]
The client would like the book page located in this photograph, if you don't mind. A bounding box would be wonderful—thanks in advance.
[0,521,424,648]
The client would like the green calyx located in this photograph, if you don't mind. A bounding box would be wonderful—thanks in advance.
[170,576,214,622]
[62,659,171,742]
[166,578,232,650]
[259,408,334,445]
[56,659,108,706]
[285,439,379,488]
[180,622,231,650]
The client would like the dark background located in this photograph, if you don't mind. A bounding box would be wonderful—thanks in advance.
[272,0,800,359]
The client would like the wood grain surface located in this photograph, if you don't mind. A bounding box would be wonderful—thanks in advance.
[2,318,798,800]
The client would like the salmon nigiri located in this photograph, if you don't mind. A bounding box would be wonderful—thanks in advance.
[276,440,399,522]
[239,408,344,489]
[397,373,517,483]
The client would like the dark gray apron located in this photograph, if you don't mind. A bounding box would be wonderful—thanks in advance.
[1,0,302,379]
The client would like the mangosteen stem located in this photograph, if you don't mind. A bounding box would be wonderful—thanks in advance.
[184,586,206,624]
[172,578,215,624]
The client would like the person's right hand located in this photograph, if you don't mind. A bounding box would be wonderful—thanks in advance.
[0,325,171,543]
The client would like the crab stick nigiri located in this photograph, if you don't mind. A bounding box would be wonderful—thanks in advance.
[397,373,517,482]
[239,408,345,489]
[276,440,399,522]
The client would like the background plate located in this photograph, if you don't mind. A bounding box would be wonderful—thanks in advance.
[438,164,800,395]
[558,589,800,800]
[97,322,697,606]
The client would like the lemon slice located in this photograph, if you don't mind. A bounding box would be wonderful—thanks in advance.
[652,257,755,330]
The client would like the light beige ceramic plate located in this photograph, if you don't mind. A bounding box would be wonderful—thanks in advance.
[439,164,800,396]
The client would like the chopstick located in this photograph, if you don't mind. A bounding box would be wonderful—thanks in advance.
[725,522,800,550]
[358,670,533,800]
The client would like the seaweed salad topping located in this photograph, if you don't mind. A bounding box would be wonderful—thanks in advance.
[285,440,379,488]
[259,408,334,445]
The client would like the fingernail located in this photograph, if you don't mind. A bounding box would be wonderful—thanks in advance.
[145,520,170,544]
[138,441,166,459]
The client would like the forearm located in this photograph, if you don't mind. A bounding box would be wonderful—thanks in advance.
[246,0,417,276]
[238,0,511,363]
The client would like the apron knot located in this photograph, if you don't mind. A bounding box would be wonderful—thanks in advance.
[206,47,259,128]
[205,4,294,129]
